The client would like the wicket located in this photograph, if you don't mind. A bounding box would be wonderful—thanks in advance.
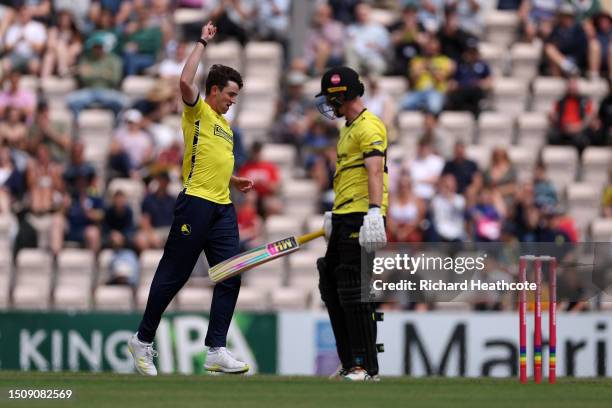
[519,255,557,384]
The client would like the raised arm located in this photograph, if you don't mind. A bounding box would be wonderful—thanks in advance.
[180,21,217,105]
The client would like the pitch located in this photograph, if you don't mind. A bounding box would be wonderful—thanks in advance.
[1,371,611,408]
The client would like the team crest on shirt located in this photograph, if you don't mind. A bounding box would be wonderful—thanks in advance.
[214,125,233,144]
[181,224,192,236]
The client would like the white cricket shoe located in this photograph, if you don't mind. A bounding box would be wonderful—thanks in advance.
[343,367,380,382]
[204,347,250,374]
[128,333,158,376]
[329,365,349,380]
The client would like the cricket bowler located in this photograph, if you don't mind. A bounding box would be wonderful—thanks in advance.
[128,21,254,376]
[315,66,388,381]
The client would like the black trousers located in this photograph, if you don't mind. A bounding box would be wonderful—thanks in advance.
[320,213,380,375]
[137,192,241,347]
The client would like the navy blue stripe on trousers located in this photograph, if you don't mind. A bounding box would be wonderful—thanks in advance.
[137,191,241,346]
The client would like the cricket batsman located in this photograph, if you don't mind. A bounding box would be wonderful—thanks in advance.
[315,66,388,381]
[128,21,254,376]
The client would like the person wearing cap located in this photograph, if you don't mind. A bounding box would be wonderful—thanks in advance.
[544,2,601,77]
[315,66,388,381]
[445,37,492,117]
[108,109,153,179]
[129,21,254,377]
[65,33,128,119]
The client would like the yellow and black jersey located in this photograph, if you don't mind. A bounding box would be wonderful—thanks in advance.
[333,109,389,215]
[181,95,234,204]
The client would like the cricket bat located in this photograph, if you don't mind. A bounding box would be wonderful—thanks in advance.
[208,229,325,283]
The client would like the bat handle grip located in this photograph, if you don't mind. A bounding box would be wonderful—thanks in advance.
[297,229,325,245]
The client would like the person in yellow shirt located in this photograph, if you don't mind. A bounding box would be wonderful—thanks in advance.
[315,66,388,381]
[129,21,254,376]
[400,36,455,115]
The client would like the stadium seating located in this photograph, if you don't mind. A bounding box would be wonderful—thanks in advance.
[477,112,515,146]
[53,249,95,310]
[12,249,54,309]
[541,146,579,191]
[566,183,603,238]
[581,147,612,186]
[516,112,549,148]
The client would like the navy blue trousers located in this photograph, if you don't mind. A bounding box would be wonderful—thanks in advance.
[137,192,241,346]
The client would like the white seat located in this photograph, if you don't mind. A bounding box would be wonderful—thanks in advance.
[508,146,539,182]
[581,147,612,186]
[510,42,542,80]
[54,249,95,309]
[78,109,114,133]
[121,76,156,100]
[439,112,475,144]
[242,76,278,105]
[53,285,90,310]
[261,143,297,172]
[287,250,319,290]
[517,112,549,148]
[41,76,77,99]
[94,285,134,311]
[235,110,275,145]
[173,8,207,25]
[12,249,53,309]
[484,11,520,48]
[591,218,612,242]
[140,249,163,281]
[243,260,285,288]
[465,145,492,170]
[203,41,241,72]
[398,111,424,148]
[532,77,566,112]
[493,77,528,115]
[578,78,608,103]
[377,76,408,100]
[245,41,282,78]
[304,78,321,98]
[235,286,269,311]
[566,183,603,238]
[270,287,310,310]
[282,179,319,216]
[177,286,213,311]
[478,112,515,146]
[49,108,73,134]
[542,146,579,191]
[289,274,319,292]
[479,42,505,77]
[288,250,319,278]
[369,7,395,26]
[21,75,40,91]
[265,215,305,242]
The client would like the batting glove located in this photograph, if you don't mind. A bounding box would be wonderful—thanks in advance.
[323,211,332,242]
[359,207,387,253]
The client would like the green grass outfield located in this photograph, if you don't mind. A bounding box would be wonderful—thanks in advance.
[1,371,611,408]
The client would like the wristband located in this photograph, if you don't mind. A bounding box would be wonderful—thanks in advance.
[198,38,208,47]
[368,204,380,209]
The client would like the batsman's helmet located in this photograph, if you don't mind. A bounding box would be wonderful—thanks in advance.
[315,66,364,119]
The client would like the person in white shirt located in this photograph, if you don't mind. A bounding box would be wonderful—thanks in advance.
[345,3,390,75]
[431,173,466,241]
[2,4,46,74]
[405,137,445,200]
